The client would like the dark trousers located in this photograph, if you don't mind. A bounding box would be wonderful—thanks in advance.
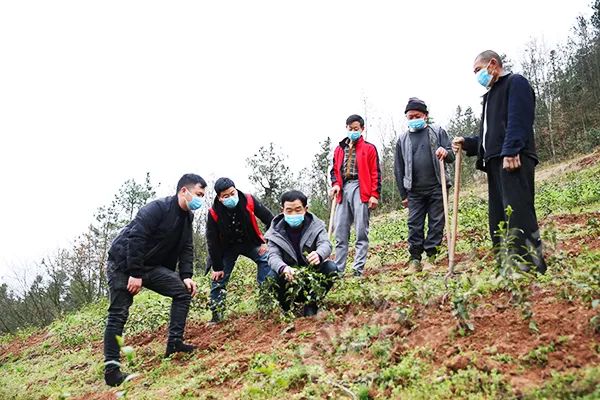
[407,187,445,260]
[275,260,338,311]
[210,243,273,312]
[486,156,546,272]
[103,263,191,371]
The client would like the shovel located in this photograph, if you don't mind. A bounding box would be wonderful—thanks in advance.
[328,197,337,238]
[327,196,338,261]
[445,144,463,282]
[439,159,451,261]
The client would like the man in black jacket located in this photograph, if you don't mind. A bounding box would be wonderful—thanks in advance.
[206,178,274,323]
[103,173,206,387]
[453,50,547,274]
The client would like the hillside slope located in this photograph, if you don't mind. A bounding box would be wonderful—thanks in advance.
[1,151,599,400]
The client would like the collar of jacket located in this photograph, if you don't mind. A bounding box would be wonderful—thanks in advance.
[338,135,365,148]
[170,195,193,219]
[266,213,318,263]
[483,72,512,99]
[211,189,248,215]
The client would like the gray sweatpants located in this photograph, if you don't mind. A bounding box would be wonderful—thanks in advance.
[334,180,370,273]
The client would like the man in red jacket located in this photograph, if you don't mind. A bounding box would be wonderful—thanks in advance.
[330,114,381,276]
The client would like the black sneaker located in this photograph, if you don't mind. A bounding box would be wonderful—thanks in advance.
[104,368,129,387]
[353,269,363,277]
[209,311,222,324]
[534,256,548,274]
[303,304,319,317]
[165,340,197,357]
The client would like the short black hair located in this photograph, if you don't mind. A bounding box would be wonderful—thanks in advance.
[214,177,235,195]
[346,114,364,128]
[176,173,207,193]
[280,190,308,207]
[475,50,503,67]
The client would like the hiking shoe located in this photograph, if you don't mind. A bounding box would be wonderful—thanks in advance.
[422,259,436,272]
[403,259,422,275]
[303,304,319,317]
[353,269,364,278]
[104,368,129,387]
[165,340,196,357]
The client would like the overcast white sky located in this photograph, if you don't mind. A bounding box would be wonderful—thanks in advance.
[0,0,593,280]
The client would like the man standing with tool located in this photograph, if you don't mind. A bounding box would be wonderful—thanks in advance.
[330,114,381,277]
[394,98,455,274]
[452,50,547,274]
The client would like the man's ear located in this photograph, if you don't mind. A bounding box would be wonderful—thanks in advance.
[489,58,500,73]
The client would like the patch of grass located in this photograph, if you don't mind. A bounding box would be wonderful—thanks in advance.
[536,164,600,216]
[49,299,107,346]
[243,361,324,398]
[0,346,103,400]
[521,343,556,367]
[393,367,512,400]
[523,366,600,400]
[376,350,427,391]
[0,326,39,346]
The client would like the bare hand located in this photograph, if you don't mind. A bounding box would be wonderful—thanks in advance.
[211,270,225,282]
[368,196,379,210]
[330,185,341,199]
[127,277,143,295]
[435,147,448,160]
[282,266,297,282]
[452,137,464,153]
[307,251,321,265]
[503,154,521,171]
[258,244,268,256]
[402,198,408,208]
[183,278,198,297]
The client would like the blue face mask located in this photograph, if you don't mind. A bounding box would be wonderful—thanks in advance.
[476,66,493,88]
[222,194,239,209]
[407,118,426,132]
[284,213,305,228]
[347,130,361,142]
[186,193,203,211]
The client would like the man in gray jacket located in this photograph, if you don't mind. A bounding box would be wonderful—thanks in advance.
[394,98,455,273]
[265,190,338,317]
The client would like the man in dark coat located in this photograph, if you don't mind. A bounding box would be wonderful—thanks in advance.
[206,177,274,323]
[453,50,547,274]
[103,173,206,387]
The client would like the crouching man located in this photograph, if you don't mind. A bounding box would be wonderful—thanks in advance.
[206,177,275,323]
[265,190,338,317]
[103,173,205,386]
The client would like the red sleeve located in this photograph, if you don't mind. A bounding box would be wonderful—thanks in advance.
[369,145,381,198]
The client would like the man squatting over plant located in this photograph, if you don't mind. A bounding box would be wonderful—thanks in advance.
[103,173,206,387]
[265,190,339,316]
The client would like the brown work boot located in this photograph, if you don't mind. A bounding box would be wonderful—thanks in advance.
[402,259,422,276]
